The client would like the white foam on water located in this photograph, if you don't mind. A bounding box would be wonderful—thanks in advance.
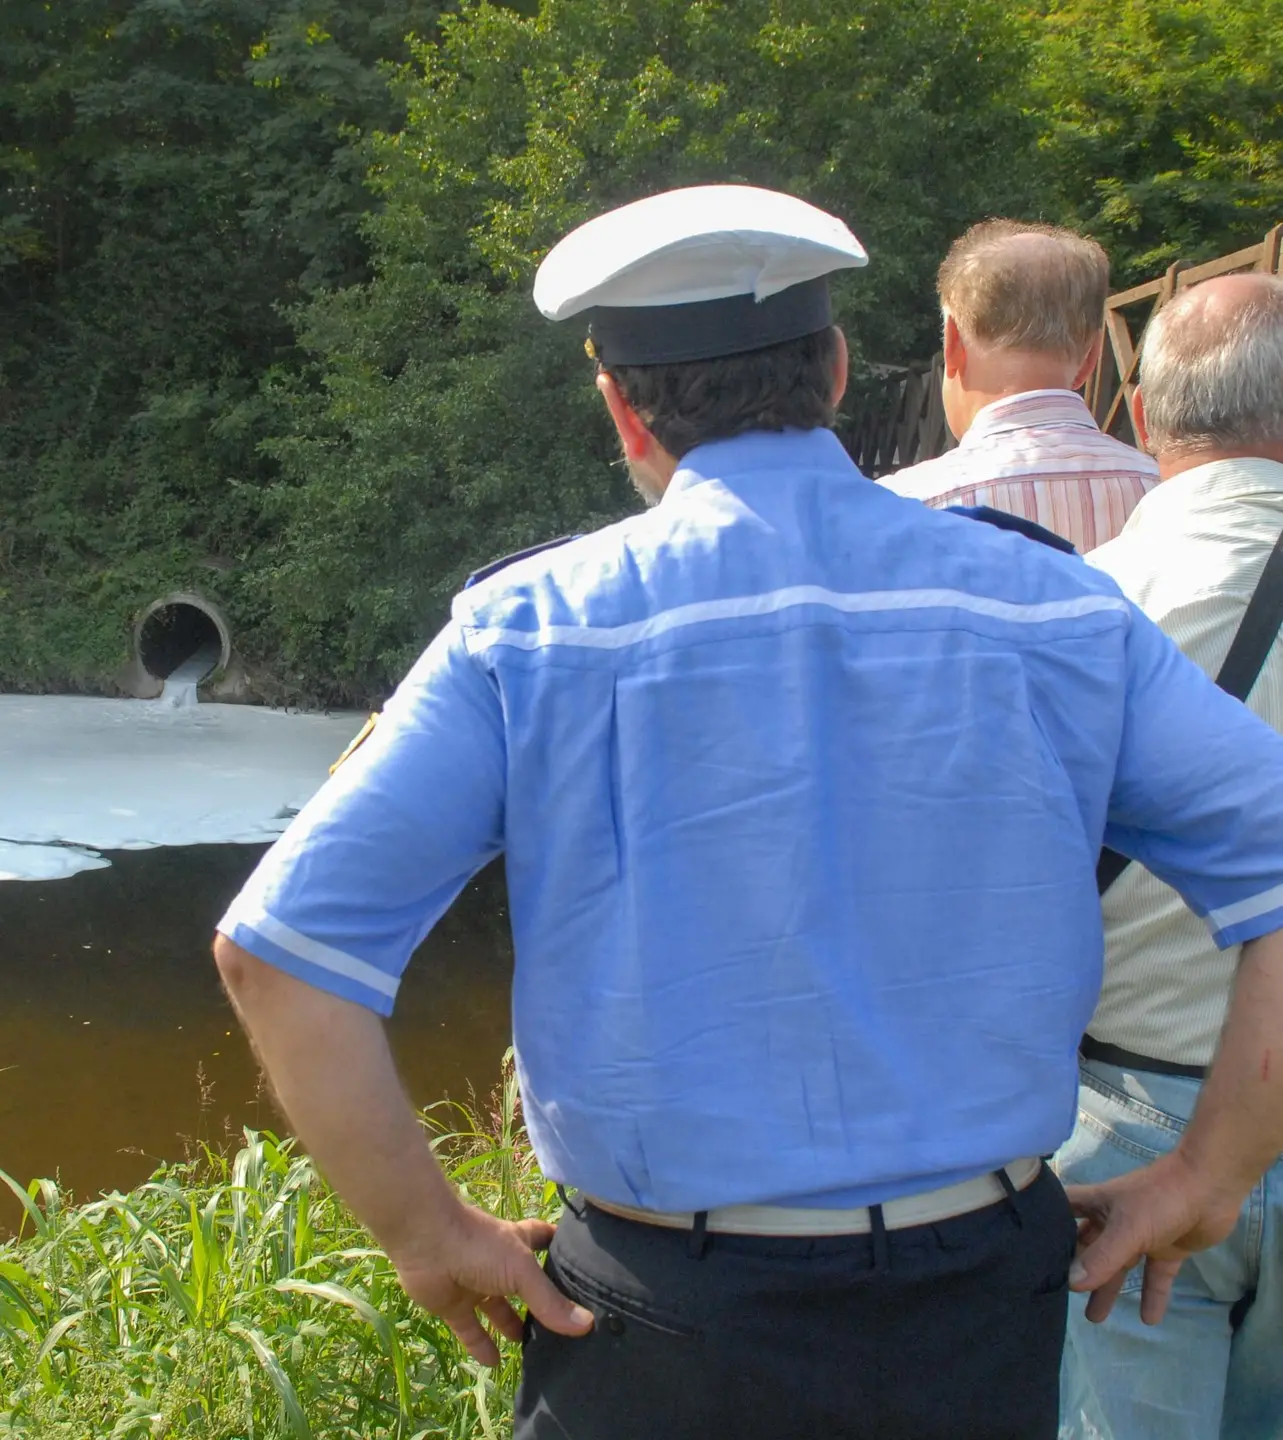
[0,839,112,882]
[0,694,367,882]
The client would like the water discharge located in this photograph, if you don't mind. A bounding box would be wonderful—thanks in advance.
[158,638,222,708]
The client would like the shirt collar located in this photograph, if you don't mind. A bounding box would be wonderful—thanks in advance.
[961,389,1099,447]
[1140,456,1283,516]
[665,427,859,501]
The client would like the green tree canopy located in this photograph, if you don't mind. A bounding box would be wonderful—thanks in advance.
[0,0,437,690]
[1,0,1279,703]
[1034,0,1283,281]
[254,0,1041,697]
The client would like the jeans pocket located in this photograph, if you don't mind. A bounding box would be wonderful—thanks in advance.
[1056,1076,1188,1300]
[1058,1079,1183,1185]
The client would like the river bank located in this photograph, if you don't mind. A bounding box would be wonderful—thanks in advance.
[0,1057,545,1440]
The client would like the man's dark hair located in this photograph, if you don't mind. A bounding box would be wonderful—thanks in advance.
[603,325,841,459]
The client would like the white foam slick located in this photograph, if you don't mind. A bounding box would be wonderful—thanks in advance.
[0,695,365,882]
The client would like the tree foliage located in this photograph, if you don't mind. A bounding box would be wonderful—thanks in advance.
[253,0,1040,696]
[1034,0,1283,282]
[0,0,438,693]
[0,0,1279,702]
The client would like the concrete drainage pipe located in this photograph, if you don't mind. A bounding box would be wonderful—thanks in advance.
[127,594,233,703]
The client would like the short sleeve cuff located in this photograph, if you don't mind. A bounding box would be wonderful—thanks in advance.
[217,902,401,1017]
[1203,881,1283,951]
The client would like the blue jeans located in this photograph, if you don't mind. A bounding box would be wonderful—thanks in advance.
[1054,1057,1283,1440]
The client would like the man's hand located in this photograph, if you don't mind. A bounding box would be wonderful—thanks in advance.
[1067,928,1283,1326]
[389,1200,593,1367]
[1065,1148,1243,1325]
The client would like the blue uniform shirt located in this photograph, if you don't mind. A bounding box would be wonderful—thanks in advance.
[220,428,1283,1211]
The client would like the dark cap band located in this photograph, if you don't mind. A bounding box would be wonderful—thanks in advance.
[586,276,832,366]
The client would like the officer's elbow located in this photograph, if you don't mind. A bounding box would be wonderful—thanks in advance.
[213,932,272,1001]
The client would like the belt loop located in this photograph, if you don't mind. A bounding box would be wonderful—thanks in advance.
[557,1184,587,1220]
[688,1210,710,1260]
[995,1167,1024,1229]
[869,1203,890,1274]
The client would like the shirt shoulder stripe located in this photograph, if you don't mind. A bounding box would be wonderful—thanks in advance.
[463,585,1128,653]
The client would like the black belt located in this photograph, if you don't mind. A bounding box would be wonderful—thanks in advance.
[1079,1033,1207,1081]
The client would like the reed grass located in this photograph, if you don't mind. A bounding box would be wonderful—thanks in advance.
[0,1052,555,1439]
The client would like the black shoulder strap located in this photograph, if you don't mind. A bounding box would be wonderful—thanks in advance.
[946,504,1078,555]
[464,533,581,589]
[1215,530,1283,698]
[1099,528,1283,895]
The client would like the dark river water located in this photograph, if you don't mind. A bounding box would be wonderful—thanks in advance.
[0,846,514,1231]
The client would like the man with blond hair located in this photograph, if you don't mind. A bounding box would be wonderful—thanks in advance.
[1059,272,1283,1440]
[884,220,1155,551]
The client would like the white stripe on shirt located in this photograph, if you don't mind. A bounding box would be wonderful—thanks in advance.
[464,586,1128,654]
[1206,880,1283,934]
[226,903,400,1000]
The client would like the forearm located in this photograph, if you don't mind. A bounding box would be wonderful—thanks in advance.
[213,935,458,1253]
[1176,926,1283,1198]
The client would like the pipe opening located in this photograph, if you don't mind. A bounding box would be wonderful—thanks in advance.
[137,600,228,685]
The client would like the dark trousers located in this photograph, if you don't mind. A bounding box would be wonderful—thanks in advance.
[515,1165,1077,1440]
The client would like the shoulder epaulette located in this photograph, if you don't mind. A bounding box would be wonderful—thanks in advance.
[945,505,1078,556]
[464,534,583,589]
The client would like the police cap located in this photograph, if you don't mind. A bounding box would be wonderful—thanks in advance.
[533,185,867,367]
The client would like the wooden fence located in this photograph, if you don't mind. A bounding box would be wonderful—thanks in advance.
[1087,223,1282,445]
[841,354,955,479]
[845,223,1283,477]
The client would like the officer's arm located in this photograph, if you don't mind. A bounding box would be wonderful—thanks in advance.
[1069,607,1283,1321]
[213,936,462,1268]
[213,622,591,1363]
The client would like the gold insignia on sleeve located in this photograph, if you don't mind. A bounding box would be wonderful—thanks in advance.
[584,335,598,360]
[330,712,380,774]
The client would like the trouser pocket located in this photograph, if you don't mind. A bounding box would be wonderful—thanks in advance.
[516,1213,706,1440]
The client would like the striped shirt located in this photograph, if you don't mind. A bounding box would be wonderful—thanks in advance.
[882,390,1157,553]
[1088,457,1283,1065]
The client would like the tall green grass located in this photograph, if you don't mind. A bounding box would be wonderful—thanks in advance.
[0,1053,555,1439]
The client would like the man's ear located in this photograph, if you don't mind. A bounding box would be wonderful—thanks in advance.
[1130,387,1151,453]
[1071,332,1104,392]
[596,371,653,462]
[831,326,849,407]
[943,312,966,379]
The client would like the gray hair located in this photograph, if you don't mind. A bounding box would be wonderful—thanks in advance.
[1140,274,1283,455]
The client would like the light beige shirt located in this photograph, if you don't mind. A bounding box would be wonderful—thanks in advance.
[1087,457,1283,1065]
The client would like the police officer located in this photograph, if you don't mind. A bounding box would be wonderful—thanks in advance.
[214,186,1283,1440]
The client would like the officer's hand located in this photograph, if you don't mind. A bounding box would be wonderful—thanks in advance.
[1064,1149,1242,1326]
[386,1199,594,1367]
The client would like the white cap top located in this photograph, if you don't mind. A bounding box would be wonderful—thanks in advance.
[533,185,868,321]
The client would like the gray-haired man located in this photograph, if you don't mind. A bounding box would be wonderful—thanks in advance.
[1059,272,1283,1440]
